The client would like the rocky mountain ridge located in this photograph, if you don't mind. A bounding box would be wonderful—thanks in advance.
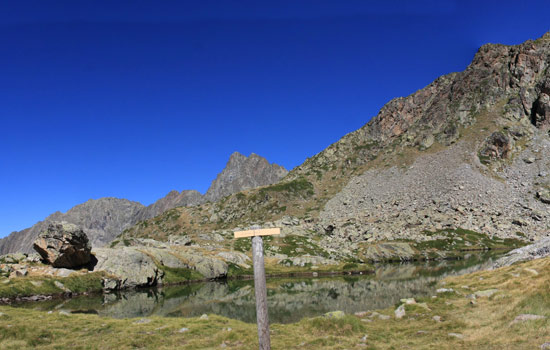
[0,152,287,254]
[123,33,550,250]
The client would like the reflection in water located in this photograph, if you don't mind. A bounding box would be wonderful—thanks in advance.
[17,252,498,324]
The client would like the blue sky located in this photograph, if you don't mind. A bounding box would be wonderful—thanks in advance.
[1,0,549,237]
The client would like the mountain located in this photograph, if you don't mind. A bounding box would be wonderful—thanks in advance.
[134,190,203,222]
[204,152,288,202]
[122,33,550,247]
[0,152,287,254]
[0,198,145,254]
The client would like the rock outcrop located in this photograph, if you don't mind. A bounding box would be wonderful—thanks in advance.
[492,237,550,268]
[33,222,92,268]
[93,247,163,289]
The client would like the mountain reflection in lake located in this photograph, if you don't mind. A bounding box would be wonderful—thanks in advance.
[16,253,498,324]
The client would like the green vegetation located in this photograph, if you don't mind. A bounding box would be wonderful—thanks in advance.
[357,228,527,263]
[233,237,252,253]
[159,266,204,284]
[226,262,253,278]
[274,235,329,258]
[0,272,106,299]
[342,263,358,270]
[414,228,526,253]
[259,177,314,197]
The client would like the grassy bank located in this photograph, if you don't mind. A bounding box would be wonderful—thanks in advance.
[1,257,549,349]
[0,272,106,300]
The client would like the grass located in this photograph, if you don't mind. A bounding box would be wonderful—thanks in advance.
[273,235,329,258]
[0,272,106,299]
[260,177,314,197]
[159,266,204,284]
[1,257,550,349]
[234,234,329,258]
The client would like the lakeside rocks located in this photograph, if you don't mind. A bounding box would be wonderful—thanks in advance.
[510,314,546,325]
[93,248,163,290]
[143,247,228,279]
[492,237,550,268]
[33,222,91,268]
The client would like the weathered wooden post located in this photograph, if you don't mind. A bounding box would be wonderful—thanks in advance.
[234,226,280,350]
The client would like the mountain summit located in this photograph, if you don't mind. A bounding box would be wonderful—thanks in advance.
[204,152,288,202]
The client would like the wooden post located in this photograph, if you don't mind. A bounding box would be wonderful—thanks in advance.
[234,226,280,350]
[252,235,270,350]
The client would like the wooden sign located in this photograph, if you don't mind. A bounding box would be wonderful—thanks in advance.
[233,227,281,238]
[234,226,280,350]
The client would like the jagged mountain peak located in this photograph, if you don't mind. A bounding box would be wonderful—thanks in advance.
[204,152,288,202]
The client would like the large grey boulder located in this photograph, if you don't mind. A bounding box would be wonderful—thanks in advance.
[93,247,163,289]
[33,222,91,268]
[216,251,251,269]
[142,248,189,269]
[361,243,415,262]
[143,247,228,280]
[492,237,550,268]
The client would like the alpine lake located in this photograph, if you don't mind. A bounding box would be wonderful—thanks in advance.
[10,252,502,324]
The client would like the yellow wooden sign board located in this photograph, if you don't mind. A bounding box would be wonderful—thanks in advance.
[234,227,281,238]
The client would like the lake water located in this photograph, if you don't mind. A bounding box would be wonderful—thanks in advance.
[15,252,499,324]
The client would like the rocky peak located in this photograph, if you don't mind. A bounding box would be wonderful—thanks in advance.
[204,152,288,202]
[290,32,550,181]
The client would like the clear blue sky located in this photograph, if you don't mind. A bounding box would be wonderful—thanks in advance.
[1,0,549,237]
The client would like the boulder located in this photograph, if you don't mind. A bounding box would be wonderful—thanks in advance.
[171,251,228,279]
[394,304,406,319]
[216,251,251,269]
[143,247,228,279]
[361,242,415,262]
[33,222,91,268]
[492,237,550,268]
[479,131,511,161]
[537,190,550,204]
[93,247,163,289]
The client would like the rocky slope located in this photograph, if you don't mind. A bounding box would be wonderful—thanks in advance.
[124,33,550,252]
[134,190,203,222]
[0,153,287,254]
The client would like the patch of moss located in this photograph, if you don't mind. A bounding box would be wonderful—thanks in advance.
[414,228,526,252]
[159,266,204,284]
[342,263,358,270]
[233,238,252,253]
[260,177,314,197]
[275,235,329,258]
[226,263,252,278]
